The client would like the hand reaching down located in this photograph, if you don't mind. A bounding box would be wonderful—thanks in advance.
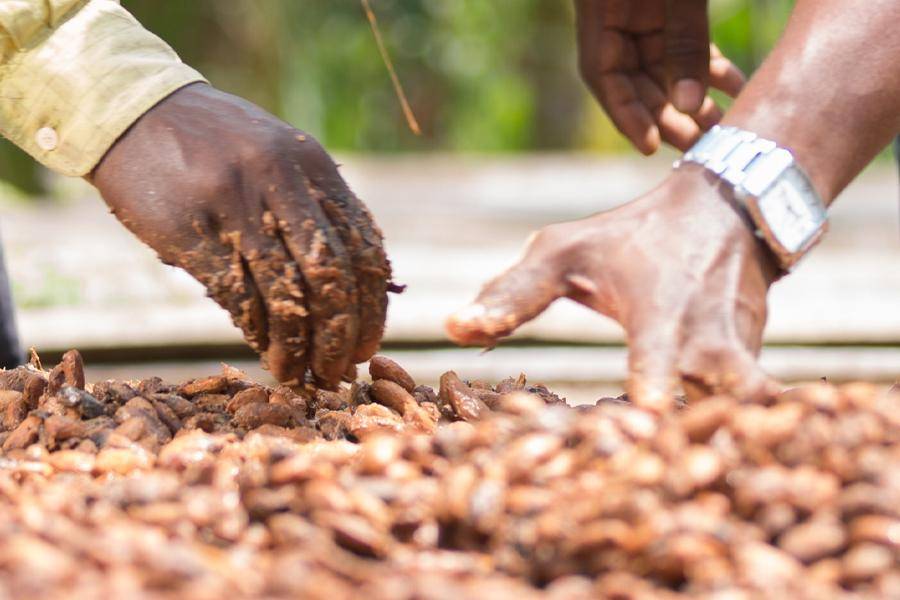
[92,83,392,387]
[447,167,782,411]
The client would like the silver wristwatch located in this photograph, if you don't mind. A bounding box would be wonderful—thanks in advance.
[676,125,828,271]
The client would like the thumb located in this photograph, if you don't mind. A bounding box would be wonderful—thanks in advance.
[665,0,711,114]
[446,244,566,347]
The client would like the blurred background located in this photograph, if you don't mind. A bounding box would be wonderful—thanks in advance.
[0,0,896,400]
[0,0,800,192]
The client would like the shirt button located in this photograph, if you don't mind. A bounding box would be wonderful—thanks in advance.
[35,126,58,151]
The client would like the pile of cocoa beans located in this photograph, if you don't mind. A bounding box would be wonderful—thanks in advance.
[0,350,896,599]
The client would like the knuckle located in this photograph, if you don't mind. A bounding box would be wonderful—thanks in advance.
[664,33,709,63]
[530,223,571,254]
[198,167,237,201]
[236,127,327,171]
[236,131,283,165]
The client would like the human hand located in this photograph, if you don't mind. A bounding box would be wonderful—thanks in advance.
[91,83,391,387]
[446,167,781,410]
[575,0,746,154]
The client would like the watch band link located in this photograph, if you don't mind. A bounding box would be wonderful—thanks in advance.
[675,125,828,272]
[676,125,802,200]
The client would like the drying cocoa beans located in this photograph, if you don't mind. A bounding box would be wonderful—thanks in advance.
[0,351,896,599]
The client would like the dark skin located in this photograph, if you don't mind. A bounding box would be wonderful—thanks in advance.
[575,0,746,154]
[91,83,391,388]
[447,167,781,411]
[448,0,900,410]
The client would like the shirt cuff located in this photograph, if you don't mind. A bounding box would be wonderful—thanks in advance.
[0,0,207,177]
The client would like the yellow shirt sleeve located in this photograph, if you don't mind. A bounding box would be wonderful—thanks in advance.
[0,0,206,176]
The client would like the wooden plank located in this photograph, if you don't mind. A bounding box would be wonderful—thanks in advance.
[5,155,898,350]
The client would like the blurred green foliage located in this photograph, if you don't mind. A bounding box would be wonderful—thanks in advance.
[1,0,798,193]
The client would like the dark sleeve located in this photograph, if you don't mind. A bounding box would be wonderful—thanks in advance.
[0,239,22,369]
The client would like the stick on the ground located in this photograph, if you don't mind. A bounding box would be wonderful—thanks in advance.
[361,0,421,135]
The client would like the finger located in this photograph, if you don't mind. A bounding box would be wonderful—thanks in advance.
[265,168,359,388]
[316,189,390,364]
[597,73,662,155]
[175,225,269,358]
[221,208,311,386]
[573,8,660,155]
[575,1,641,78]
[664,0,710,113]
[626,324,681,413]
[709,44,746,98]
[680,343,781,403]
[446,235,566,346]
[294,137,391,364]
[632,74,702,150]
[691,95,724,133]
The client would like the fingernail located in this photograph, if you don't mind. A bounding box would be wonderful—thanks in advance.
[672,79,705,113]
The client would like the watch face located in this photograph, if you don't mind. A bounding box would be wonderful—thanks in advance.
[756,168,824,253]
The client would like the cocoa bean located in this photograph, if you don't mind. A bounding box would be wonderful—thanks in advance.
[848,515,900,549]
[59,349,85,389]
[357,434,404,475]
[679,395,735,442]
[413,385,438,405]
[0,390,26,431]
[370,379,416,416]
[270,386,309,417]
[47,449,95,473]
[150,393,196,419]
[313,389,348,412]
[152,400,182,434]
[226,387,269,414]
[439,371,489,422]
[91,380,138,406]
[2,414,41,451]
[43,414,88,448]
[779,517,847,563]
[114,398,171,446]
[505,433,562,482]
[842,543,893,582]
[179,375,229,397]
[192,393,230,412]
[93,446,153,474]
[316,410,353,441]
[59,386,105,419]
[346,404,406,439]
[22,373,47,409]
[233,402,293,429]
[368,355,416,392]
[317,510,390,558]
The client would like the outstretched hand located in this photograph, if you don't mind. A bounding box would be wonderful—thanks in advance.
[447,168,782,410]
[92,83,391,387]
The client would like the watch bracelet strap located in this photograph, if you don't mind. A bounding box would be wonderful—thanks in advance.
[675,125,828,270]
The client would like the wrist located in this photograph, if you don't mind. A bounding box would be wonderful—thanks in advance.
[720,104,836,206]
[716,0,900,207]
[654,167,783,283]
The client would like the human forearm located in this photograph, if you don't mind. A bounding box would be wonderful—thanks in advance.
[722,0,900,204]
